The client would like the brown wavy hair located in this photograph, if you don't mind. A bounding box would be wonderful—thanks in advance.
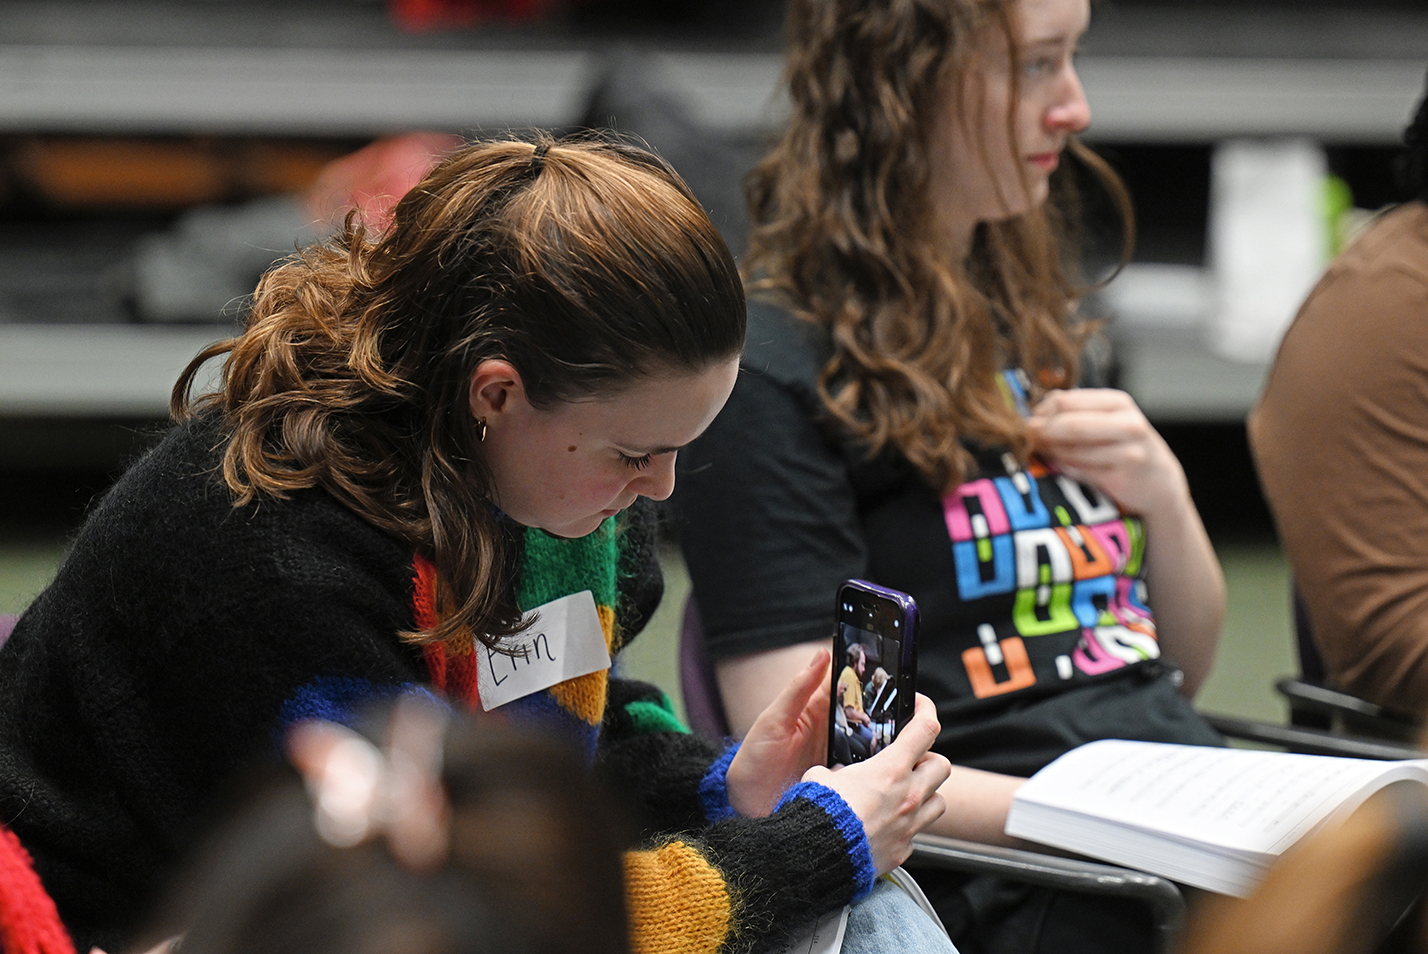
[174,135,745,651]
[745,0,1132,491]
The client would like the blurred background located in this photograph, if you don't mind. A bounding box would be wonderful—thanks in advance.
[0,0,1424,726]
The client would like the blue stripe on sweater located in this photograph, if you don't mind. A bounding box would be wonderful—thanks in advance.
[276,678,440,747]
[698,743,740,822]
[498,691,602,762]
[777,781,878,901]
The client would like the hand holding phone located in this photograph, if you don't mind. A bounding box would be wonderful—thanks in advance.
[828,580,918,768]
[803,691,949,874]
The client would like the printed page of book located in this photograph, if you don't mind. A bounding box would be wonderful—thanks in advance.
[1009,803,1268,896]
[1007,740,1428,859]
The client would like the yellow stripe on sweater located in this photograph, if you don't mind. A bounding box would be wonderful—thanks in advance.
[625,842,731,954]
[548,603,616,725]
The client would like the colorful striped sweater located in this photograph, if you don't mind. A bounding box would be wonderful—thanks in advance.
[0,416,872,954]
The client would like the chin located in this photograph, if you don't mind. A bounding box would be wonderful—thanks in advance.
[984,187,1043,225]
[1026,173,1052,208]
[540,514,608,540]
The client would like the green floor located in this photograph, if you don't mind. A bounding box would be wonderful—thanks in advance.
[0,542,66,617]
[1194,542,1297,723]
[1,536,1297,727]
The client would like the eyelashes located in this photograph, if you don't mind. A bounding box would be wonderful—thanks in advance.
[1020,45,1080,80]
[619,452,654,470]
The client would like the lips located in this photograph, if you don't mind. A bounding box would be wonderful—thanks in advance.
[1027,151,1060,172]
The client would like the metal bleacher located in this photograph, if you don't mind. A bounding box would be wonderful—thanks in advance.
[0,0,1424,420]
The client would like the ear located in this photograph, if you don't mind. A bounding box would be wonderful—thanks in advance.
[468,359,526,424]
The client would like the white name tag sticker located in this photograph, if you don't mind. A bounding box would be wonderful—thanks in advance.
[477,590,611,712]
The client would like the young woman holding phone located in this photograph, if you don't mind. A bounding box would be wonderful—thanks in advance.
[0,136,950,954]
[678,1,1225,950]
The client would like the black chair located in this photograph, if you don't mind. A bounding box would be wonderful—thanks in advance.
[908,834,1188,954]
[1273,586,1422,746]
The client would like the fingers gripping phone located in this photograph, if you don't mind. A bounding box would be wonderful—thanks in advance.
[827,580,918,767]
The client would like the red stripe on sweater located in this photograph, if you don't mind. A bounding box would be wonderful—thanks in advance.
[0,823,75,954]
[411,554,440,631]
[412,555,481,711]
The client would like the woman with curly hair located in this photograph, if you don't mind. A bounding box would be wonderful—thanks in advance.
[0,135,951,954]
[678,0,1225,949]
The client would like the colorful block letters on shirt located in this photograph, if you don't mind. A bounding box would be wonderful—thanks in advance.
[944,458,1157,700]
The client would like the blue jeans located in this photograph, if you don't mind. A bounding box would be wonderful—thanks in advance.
[842,878,961,953]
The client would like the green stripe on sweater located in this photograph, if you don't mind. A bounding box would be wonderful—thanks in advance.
[517,518,620,613]
[625,696,691,735]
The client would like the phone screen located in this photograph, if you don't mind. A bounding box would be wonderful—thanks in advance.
[830,613,904,766]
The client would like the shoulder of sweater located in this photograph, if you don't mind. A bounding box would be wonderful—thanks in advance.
[615,499,665,643]
[76,415,411,577]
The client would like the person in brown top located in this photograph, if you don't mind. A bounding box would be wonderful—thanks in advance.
[1249,71,1428,716]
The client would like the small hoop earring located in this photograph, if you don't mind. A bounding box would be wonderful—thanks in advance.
[474,418,487,442]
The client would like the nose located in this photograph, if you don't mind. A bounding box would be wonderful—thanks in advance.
[1045,64,1091,135]
[633,452,678,502]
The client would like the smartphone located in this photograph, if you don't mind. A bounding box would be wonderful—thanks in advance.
[827,579,918,767]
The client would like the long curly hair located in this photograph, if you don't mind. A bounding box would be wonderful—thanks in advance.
[174,135,745,652]
[745,0,1131,491]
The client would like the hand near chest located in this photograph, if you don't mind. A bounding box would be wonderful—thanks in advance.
[1026,388,1189,519]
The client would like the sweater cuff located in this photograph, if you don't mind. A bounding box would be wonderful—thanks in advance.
[776,780,877,901]
[698,742,740,822]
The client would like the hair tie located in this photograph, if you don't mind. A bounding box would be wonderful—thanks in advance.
[530,142,551,177]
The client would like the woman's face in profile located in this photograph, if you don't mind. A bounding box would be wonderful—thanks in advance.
[926,0,1093,241]
[470,356,740,539]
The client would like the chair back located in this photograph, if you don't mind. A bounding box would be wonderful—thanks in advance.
[1282,583,1420,741]
[0,614,16,649]
[1293,585,1327,685]
[678,598,732,740]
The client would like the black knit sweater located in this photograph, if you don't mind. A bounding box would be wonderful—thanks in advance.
[0,418,867,954]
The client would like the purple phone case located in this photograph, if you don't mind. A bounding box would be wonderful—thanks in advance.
[827,579,919,767]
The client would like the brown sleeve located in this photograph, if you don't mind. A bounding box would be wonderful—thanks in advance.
[1249,205,1428,714]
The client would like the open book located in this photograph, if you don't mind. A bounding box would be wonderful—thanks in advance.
[1004,739,1428,897]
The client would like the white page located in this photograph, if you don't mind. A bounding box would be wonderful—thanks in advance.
[1008,740,1428,856]
[773,906,849,954]
[1015,805,1269,896]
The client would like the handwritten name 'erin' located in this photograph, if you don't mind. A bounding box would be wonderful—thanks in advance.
[474,590,611,711]
[485,631,558,686]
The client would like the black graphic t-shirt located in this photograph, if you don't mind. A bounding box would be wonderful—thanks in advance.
[677,303,1220,778]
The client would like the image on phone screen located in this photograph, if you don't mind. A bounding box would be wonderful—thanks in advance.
[831,619,901,766]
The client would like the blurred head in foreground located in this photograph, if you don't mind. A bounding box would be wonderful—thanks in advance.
[140,698,631,954]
